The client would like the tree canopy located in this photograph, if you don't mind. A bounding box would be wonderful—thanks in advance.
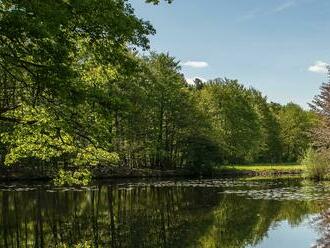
[0,0,315,177]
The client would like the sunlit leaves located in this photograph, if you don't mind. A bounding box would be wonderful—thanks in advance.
[53,169,92,186]
[73,145,119,166]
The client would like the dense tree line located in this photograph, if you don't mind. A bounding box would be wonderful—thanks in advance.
[0,0,315,174]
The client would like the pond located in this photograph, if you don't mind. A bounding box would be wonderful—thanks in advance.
[0,178,330,248]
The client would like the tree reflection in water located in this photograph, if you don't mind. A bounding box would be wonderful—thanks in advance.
[312,209,330,248]
[0,180,328,248]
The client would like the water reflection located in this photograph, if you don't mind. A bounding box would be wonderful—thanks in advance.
[312,209,330,248]
[0,179,329,248]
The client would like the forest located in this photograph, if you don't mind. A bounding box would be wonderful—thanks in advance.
[2,1,330,248]
[0,0,328,182]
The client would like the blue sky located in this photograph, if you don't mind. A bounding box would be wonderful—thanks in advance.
[130,0,330,107]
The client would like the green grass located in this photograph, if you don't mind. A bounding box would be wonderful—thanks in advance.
[219,163,303,173]
[242,175,302,181]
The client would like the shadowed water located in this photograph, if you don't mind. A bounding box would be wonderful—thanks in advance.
[0,178,330,248]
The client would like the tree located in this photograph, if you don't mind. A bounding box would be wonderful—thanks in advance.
[0,0,313,175]
[309,83,330,150]
[198,79,262,163]
[0,0,157,166]
[112,53,202,169]
[193,78,205,90]
[247,89,282,162]
[278,103,314,162]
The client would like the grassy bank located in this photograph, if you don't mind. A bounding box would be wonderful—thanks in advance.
[217,163,303,176]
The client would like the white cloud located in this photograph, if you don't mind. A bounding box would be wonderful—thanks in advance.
[308,61,329,74]
[238,0,315,23]
[274,1,296,13]
[185,77,207,85]
[182,61,209,68]
[238,1,297,22]
[237,9,260,21]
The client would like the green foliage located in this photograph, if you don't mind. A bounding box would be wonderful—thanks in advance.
[0,0,315,180]
[184,134,222,172]
[54,169,92,186]
[58,241,92,248]
[302,148,329,180]
[109,52,202,169]
[247,89,282,163]
[73,146,119,166]
[0,0,155,167]
[278,103,315,162]
[198,79,262,163]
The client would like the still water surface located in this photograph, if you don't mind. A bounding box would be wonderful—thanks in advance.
[1,178,330,248]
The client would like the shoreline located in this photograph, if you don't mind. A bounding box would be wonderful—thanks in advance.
[0,164,303,182]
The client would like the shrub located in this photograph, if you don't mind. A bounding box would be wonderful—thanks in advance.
[302,148,329,180]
